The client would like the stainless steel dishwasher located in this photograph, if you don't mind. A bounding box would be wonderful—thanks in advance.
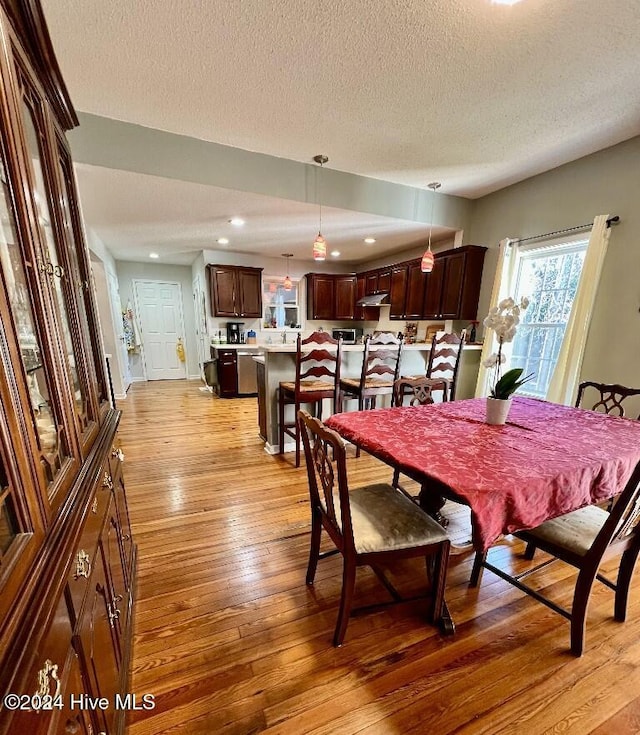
[237,350,260,395]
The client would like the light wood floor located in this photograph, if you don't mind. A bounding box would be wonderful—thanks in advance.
[121,380,640,735]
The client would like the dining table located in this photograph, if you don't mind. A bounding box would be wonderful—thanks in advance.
[326,396,640,553]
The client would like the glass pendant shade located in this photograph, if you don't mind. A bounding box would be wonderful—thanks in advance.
[283,274,292,291]
[421,248,435,273]
[313,233,326,261]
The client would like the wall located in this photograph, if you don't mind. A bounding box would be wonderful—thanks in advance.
[116,261,199,379]
[467,135,640,397]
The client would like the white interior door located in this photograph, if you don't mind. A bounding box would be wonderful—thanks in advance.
[106,268,131,391]
[133,280,186,380]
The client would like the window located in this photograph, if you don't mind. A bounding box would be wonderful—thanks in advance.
[262,278,301,330]
[510,239,588,398]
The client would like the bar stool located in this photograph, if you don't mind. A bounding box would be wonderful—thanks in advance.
[402,331,463,402]
[338,332,402,456]
[278,331,342,467]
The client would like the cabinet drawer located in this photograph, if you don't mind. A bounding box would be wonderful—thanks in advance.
[66,466,112,623]
[3,593,73,735]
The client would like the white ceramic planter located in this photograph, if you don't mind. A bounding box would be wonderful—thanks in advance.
[486,397,513,425]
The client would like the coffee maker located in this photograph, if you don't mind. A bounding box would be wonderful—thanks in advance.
[226,321,245,344]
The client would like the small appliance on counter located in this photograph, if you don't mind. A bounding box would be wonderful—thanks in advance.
[332,327,363,344]
[226,321,245,344]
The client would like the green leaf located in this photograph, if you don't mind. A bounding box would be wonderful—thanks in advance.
[491,368,535,399]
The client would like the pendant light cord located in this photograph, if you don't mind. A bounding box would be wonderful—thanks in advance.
[427,182,441,250]
[318,160,323,234]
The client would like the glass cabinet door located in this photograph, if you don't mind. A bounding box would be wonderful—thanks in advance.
[19,84,97,449]
[0,153,73,497]
[56,139,109,411]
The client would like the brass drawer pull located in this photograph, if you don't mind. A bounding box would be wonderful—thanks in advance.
[111,447,125,462]
[33,659,61,710]
[91,497,98,514]
[74,549,91,579]
[102,472,113,490]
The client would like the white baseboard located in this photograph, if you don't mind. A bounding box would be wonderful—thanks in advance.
[130,376,146,383]
[264,440,298,455]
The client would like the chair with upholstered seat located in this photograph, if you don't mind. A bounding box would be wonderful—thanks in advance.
[575,381,640,419]
[469,460,640,655]
[402,331,463,403]
[298,409,451,646]
[279,331,342,467]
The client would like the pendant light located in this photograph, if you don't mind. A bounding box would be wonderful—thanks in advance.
[312,154,328,261]
[421,181,442,273]
[282,253,293,291]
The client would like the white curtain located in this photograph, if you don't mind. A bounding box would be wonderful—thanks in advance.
[546,214,611,405]
[474,238,520,397]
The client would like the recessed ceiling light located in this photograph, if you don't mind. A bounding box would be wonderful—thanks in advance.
[229,217,245,226]
[364,237,376,244]
[217,237,229,245]
[149,252,159,259]
[330,250,341,257]
[491,0,523,5]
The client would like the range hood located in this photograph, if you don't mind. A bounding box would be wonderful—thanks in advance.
[356,292,389,307]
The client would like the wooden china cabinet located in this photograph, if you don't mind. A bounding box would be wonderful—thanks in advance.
[0,2,136,734]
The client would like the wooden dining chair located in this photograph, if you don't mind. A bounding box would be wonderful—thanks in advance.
[401,331,463,402]
[279,331,342,467]
[298,409,451,646]
[470,460,640,656]
[575,381,640,420]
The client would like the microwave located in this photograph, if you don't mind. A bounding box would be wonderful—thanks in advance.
[332,328,363,344]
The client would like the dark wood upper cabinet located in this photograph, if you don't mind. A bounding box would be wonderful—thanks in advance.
[365,272,378,295]
[405,261,427,318]
[423,263,445,319]
[334,275,356,320]
[389,265,409,319]
[306,274,335,320]
[377,269,391,293]
[236,268,262,318]
[423,245,487,320]
[306,274,357,320]
[208,265,263,318]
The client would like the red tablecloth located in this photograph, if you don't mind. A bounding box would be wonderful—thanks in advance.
[326,397,640,550]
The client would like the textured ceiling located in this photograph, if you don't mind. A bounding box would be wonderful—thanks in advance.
[40,0,640,263]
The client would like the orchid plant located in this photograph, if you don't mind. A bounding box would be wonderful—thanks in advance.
[482,296,535,400]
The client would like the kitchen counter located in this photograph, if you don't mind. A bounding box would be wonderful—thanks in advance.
[261,342,483,352]
[257,341,482,454]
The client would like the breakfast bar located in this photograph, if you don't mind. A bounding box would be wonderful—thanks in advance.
[257,341,482,453]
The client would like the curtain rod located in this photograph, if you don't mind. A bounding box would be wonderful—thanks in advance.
[515,215,619,245]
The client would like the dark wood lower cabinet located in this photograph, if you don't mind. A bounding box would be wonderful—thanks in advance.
[0,415,136,735]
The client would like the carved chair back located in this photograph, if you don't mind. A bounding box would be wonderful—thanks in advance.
[425,332,463,400]
[576,381,640,420]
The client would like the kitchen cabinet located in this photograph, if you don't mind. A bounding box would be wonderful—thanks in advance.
[306,273,357,320]
[334,275,357,320]
[0,3,135,734]
[423,245,486,320]
[214,348,238,397]
[364,268,391,295]
[306,273,335,320]
[207,264,263,318]
[389,261,425,319]
[389,265,408,318]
